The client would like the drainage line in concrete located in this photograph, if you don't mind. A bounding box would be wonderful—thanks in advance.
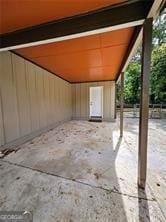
[1,159,156,202]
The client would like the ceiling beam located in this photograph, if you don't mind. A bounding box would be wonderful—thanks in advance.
[0,0,153,51]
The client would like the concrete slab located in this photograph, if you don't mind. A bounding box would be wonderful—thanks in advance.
[0,161,165,222]
[0,118,166,221]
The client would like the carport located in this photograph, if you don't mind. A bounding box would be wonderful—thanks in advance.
[0,0,164,196]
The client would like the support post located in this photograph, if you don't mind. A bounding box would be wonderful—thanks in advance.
[120,72,124,137]
[138,18,153,189]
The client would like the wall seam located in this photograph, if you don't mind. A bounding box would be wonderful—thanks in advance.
[11,53,21,138]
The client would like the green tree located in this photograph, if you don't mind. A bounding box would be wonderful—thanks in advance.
[150,44,166,103]
[153,9,166,46]
[122,9,166,105]
[124,62,141,104]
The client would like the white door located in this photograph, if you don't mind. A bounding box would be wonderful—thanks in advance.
[90,86,103,117]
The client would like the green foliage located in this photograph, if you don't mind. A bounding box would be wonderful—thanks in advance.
[124,62,141,104]
[122,10,166,105]
[153,10,166,46]
[150,44,166,103]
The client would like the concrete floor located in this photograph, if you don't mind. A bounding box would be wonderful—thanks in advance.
[0,118,166,221]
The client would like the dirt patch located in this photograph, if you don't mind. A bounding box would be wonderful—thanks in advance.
[0,147,20,158]
[94,172,102,179]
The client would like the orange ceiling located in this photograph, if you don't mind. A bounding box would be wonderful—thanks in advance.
[0,0,126,34]
[16,27,134,82]
[1,0,134,82]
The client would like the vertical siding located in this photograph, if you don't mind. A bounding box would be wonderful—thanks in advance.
[59,79,63,121]
[49,74,55,125]
[25,62,40,132]
[80,84,87,118]
[0,52,20,142]
[0,55,4,146]
[0,52,72,147]
[72,84,76,118]
[0,90,5,146]
[103,81,111,119]
[72,81,115,121]
[12,54,31,137]
[36,67,46,129]
[54,76,59,122]
[0,51,115,146]
[75,84,81,118]
[43,72,50,126]
[110,82,116,119]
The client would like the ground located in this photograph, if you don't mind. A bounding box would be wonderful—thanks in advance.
[0,117,165,222]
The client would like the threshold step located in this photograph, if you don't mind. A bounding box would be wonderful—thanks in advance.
[89,116,102,122]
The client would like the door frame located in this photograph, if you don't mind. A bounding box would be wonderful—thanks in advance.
[89,86,103,118]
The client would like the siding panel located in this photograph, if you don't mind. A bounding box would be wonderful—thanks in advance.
[0,52,20,142]
[0,52,72,147]
[26,62,40,132]
[72,81,115,121]
[12,54,31,137]
[0,91,4,146]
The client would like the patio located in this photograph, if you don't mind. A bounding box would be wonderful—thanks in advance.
[0,117,165,221]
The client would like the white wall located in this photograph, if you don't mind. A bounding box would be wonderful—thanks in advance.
[72,81,115,121]
[0,52,72,147]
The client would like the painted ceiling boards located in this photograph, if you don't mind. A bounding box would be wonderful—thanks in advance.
[0,0,126,34]
[1,0,136,82]
[16,27,134,82]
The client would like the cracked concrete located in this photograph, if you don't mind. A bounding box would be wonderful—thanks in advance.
[0,118,165,221]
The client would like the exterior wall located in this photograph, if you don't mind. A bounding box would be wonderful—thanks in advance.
[0,51,116,147]
[0,52,72,147]
[72,81,115,121]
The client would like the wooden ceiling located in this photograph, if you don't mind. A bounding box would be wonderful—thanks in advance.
[0,0,138,82]
[0,0,127,34]
[16,27,134,82]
